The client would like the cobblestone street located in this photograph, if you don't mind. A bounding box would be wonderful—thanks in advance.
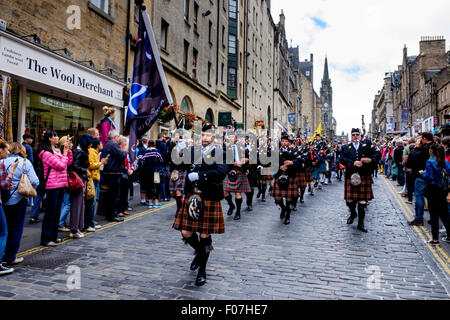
[0,176,449,300]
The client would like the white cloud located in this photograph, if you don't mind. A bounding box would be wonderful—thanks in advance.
[270,0,450,135]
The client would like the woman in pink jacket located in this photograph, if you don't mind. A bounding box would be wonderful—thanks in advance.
[39,130,73,247]
[98,106,117,147]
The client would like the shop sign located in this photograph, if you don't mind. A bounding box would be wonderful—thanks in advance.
[0,32,124,107]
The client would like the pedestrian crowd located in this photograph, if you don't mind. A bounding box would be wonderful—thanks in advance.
[373,128,450,246]
[0,106,176,276]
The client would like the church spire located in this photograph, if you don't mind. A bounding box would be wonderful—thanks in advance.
[323,55,329,81]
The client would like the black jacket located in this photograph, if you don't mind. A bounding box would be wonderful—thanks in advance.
[276,147,302,178]
[340,141,377,178]
[393,146,404,164]
[185,145,227,201]
[101,140,127,174]
[71,149,90,181]
[406,142,433,175]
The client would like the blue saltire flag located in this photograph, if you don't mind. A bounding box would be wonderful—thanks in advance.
[126,8,172,162]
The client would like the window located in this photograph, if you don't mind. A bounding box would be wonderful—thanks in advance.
[90,0,109,14]
[208,21,213,43]
[181,96,193,113]
[184,0,190,21]
[229,0,237,19]
[161,19,169,50]
[222,26,226,47]
[183,40,189,72]
[192,48,198,79]
[221,63,225,84]
[205,108,214,125]
[228,34,236,54]
[193,2,199,31]
[207,62,212,85]
[228,67,237,88]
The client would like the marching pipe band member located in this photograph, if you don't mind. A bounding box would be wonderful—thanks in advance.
[256,137,273,202]
[172,124,227,286]
[340,128,377,233]
[244,135,258,212]
[270,133,302,225]
[223,130,251,221]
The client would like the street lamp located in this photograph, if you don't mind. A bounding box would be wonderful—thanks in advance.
[77,60,95,69]
[23,34,41,44]
[51,48,71,57]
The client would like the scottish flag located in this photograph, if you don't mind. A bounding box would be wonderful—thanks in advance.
[126,8,172,161]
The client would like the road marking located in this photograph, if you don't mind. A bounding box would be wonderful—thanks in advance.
[382,177,450,275]
[16,202,176,259]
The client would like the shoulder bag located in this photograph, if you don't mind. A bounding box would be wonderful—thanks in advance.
[18,161,37,198]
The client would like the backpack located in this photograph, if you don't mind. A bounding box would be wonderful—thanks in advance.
[438,166,449,192]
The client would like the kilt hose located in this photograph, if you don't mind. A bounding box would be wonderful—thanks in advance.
[305,168,313,182]
[223,173,251,193]
[169,170,187,193]
[295,171,308,189]
[344,175,374,202]
[271,176,299,202]
[173,194,225,234]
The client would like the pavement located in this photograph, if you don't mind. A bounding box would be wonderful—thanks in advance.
[0,176,449,300]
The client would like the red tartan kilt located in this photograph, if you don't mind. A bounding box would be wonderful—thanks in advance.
[173,196,225,234]
[223,173,251,193]
[344,175,374,202]
[271,176,299,201]
[305,168,313,182]
[295,171,307,188]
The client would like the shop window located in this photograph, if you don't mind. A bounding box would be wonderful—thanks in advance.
[90,0,109,14]
[181,96,193,114]
[25,91,93,142]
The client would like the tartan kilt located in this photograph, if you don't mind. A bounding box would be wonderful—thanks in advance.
[169,170,187,192]
[295,171,308,189]
[344,175,374,202]
[271,176,299,201]
[258,167,274,182]
[223,173,252,193]
[305,168,313,182]
[172,195,225,234]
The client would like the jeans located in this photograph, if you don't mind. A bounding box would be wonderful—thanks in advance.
[41,188,65,245]
[384,159,393,177]
[59,191,71,228]
[29,193,43,220]
[3,198,27,263]
[396,164,405,186]
[103,175,121,220]
[406,171,414,201]
[414,177,427,222]
[0,205,8,262]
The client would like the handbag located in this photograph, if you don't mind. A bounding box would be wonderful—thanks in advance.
[154,171,160,184]
[18,161,37,198]
[67,170,84,192]
[85,177,96,200]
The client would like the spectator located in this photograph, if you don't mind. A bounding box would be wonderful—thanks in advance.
[383,142,394,178]
[98,106,117,147]
[87,138,106,230]
[394,141,405,187]
[22,134,34,165]
[87,128,100,140]
[2,143,39,265]
[136,138,149,205]
[403,138,416,203]
[138,140,163,208]
[156,133,169,202]
[442,136,450,162]
[101,130,126,222]
[0,139,19,275]
[420,144,450,244]
[408,132,434,226]
[29,129,48,224]
[39,131,73,247]
[118,136,134,217]
[57,136,73,233]
[169,132,188,212]
[69,134,93,238]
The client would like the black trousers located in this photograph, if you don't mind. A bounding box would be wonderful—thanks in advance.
[426,185,450,241]
[103,175,121,220]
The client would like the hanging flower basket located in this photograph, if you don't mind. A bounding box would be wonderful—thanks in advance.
[158,105,177,123]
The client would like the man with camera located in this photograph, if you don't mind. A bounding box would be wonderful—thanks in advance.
[172,124,227,287]
[340,128,377,232]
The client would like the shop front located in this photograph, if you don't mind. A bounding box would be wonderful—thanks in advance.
[0,29,124,144]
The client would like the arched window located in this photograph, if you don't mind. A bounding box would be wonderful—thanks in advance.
[205,108,214,125]
[169,86,177,106]
[181,96,193,114]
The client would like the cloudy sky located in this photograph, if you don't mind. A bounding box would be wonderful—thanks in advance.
[270,0,450,136]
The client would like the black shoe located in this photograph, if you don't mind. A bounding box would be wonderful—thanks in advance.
[347,216,356,225]
[261,196,266,202]
[284,216,290,225]
[409,220,423,226]
[357,224,368,233]
[195,269,207,286]
[227,206,235,216]
[29,218,40,224]
[310,192,314,196]
[292,206,297,212]
[256,191,262,199]
[190,254,200,271]
[233,213,241,220]
[300,198,304,203]
[107,217,124,222]
[247,205,253,212]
